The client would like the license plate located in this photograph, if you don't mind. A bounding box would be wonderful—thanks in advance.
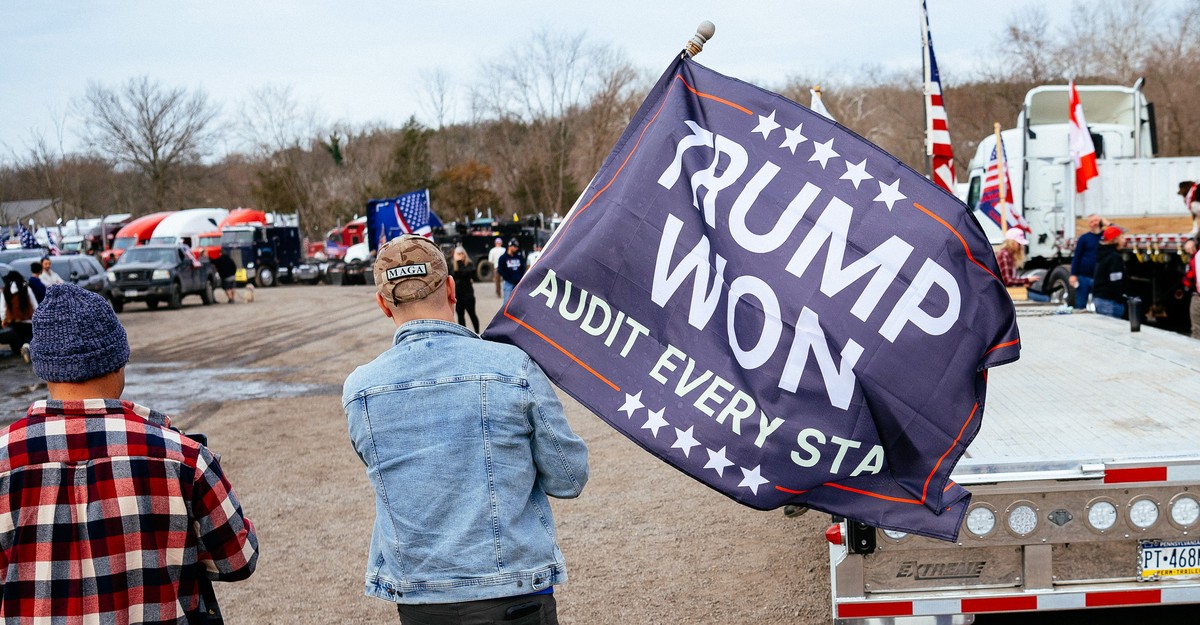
[124,289,138,298]
[1139,540,1200,579]
[235,269,247,282]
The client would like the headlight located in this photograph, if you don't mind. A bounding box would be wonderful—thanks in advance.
[1087,500,1118,531]
[1129,499,1160,529]
[965,506,997,537]
[246,261,255,268]
[106,271,116,281]
[1171,496,1200,527]
[1006,503,1038,536]
[881,529,908,541]
[152,270,170,280]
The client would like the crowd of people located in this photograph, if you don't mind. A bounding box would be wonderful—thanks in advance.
[999,177,1200,332]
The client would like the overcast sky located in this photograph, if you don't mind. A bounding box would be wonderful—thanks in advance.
[0,1,1180,161]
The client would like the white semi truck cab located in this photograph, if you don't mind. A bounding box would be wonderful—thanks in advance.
[964,82,1200,330]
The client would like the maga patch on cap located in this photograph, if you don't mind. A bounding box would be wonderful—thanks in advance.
[374,235,448,304]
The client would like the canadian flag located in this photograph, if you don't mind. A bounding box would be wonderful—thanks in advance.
[1068,81,1099,193]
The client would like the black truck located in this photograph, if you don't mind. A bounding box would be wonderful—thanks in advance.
[220,225,318,287]
[106,244,217,312]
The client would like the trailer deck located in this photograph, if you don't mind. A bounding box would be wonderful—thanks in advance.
[961,309,1200,471]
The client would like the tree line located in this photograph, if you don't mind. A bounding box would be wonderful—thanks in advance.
[2,0,1197,239]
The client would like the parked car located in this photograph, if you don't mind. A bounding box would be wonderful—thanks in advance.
[106,244,217,312]
[50,255,109,296]
[6,255,108,295]
[0,248,44,267]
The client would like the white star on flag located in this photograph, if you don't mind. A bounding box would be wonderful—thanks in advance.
[809,138,839,169]
[873,179,907,211]
[618,391,644,418]
[737,465,770,495]
[753,110,781,140]
[840,159,873,189]
[671,426,701,457]
[779,123,807,154]
[641,408,669,438]
[703,446,736,477]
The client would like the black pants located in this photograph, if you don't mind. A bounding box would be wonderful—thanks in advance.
[457,297,479,333]
[397,594,557,625]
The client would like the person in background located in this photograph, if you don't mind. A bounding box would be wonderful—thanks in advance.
[213,251,238,303]
[1182,180,1199,235]
[344,235,588,624]
[527,243,544,267]
[40,256,64,286]
[497,238,527,304]
[451,246,480,333]
[996,228,1036,288]
[27,261,47,302]
[0,284,258,622]
[1092,225,1127,319]
[1183,237,1200,339]
[1068,214,1103,309]
[1,270,38,362]
[488,237,505,298]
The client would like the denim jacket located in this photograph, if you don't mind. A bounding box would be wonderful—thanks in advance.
[343,320,589,604]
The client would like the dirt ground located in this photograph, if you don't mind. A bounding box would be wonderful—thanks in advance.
[0,283,831,624]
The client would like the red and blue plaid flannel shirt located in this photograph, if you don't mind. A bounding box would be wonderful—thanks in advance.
[0,399,257,623]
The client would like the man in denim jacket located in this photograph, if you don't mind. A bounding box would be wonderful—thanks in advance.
[344,235,589,624]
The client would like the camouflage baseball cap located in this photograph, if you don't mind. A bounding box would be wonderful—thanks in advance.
[374,235,447,304]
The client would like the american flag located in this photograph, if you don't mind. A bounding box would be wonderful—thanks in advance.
[17,224,39,249]
[394,189,433,238]
[922,0,955,193]
[978,142,1030,232]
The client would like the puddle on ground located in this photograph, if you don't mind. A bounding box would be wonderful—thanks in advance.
[1,359,339,422]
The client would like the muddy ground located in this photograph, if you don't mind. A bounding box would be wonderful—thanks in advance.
[0,284,830,624]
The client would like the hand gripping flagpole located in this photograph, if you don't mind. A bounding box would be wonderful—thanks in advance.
[683,21,716,58]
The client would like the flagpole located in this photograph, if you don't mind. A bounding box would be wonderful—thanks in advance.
[994,122,1008,233]
[920,0,933,179]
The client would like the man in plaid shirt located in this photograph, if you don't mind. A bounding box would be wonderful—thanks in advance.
[0,284,258,623]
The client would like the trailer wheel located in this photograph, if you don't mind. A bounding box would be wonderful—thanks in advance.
[146,298,159,310]
[1042,264,1075,306]
[476,261,493,282]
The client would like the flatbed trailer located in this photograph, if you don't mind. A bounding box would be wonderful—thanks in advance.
[828,308,1200,623]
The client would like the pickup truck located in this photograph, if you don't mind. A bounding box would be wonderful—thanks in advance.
[105,244,216,312]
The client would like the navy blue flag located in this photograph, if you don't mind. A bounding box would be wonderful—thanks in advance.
[484,57,1020,540]
[366,189,440,249]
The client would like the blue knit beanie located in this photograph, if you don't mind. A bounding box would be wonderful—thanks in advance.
[30,284,130,383]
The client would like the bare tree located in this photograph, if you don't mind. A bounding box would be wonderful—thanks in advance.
[419,69,456,131]
[997,6,1061,82]
[79,76,220,211]
[470,30,640,217]
[238,84,331,232]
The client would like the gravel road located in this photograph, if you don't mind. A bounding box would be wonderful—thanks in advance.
[0,284,831,624]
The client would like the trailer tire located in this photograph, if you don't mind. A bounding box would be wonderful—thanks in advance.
[476,261,493,282]
[1042,264,1075,306]
[146,298,159,310]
